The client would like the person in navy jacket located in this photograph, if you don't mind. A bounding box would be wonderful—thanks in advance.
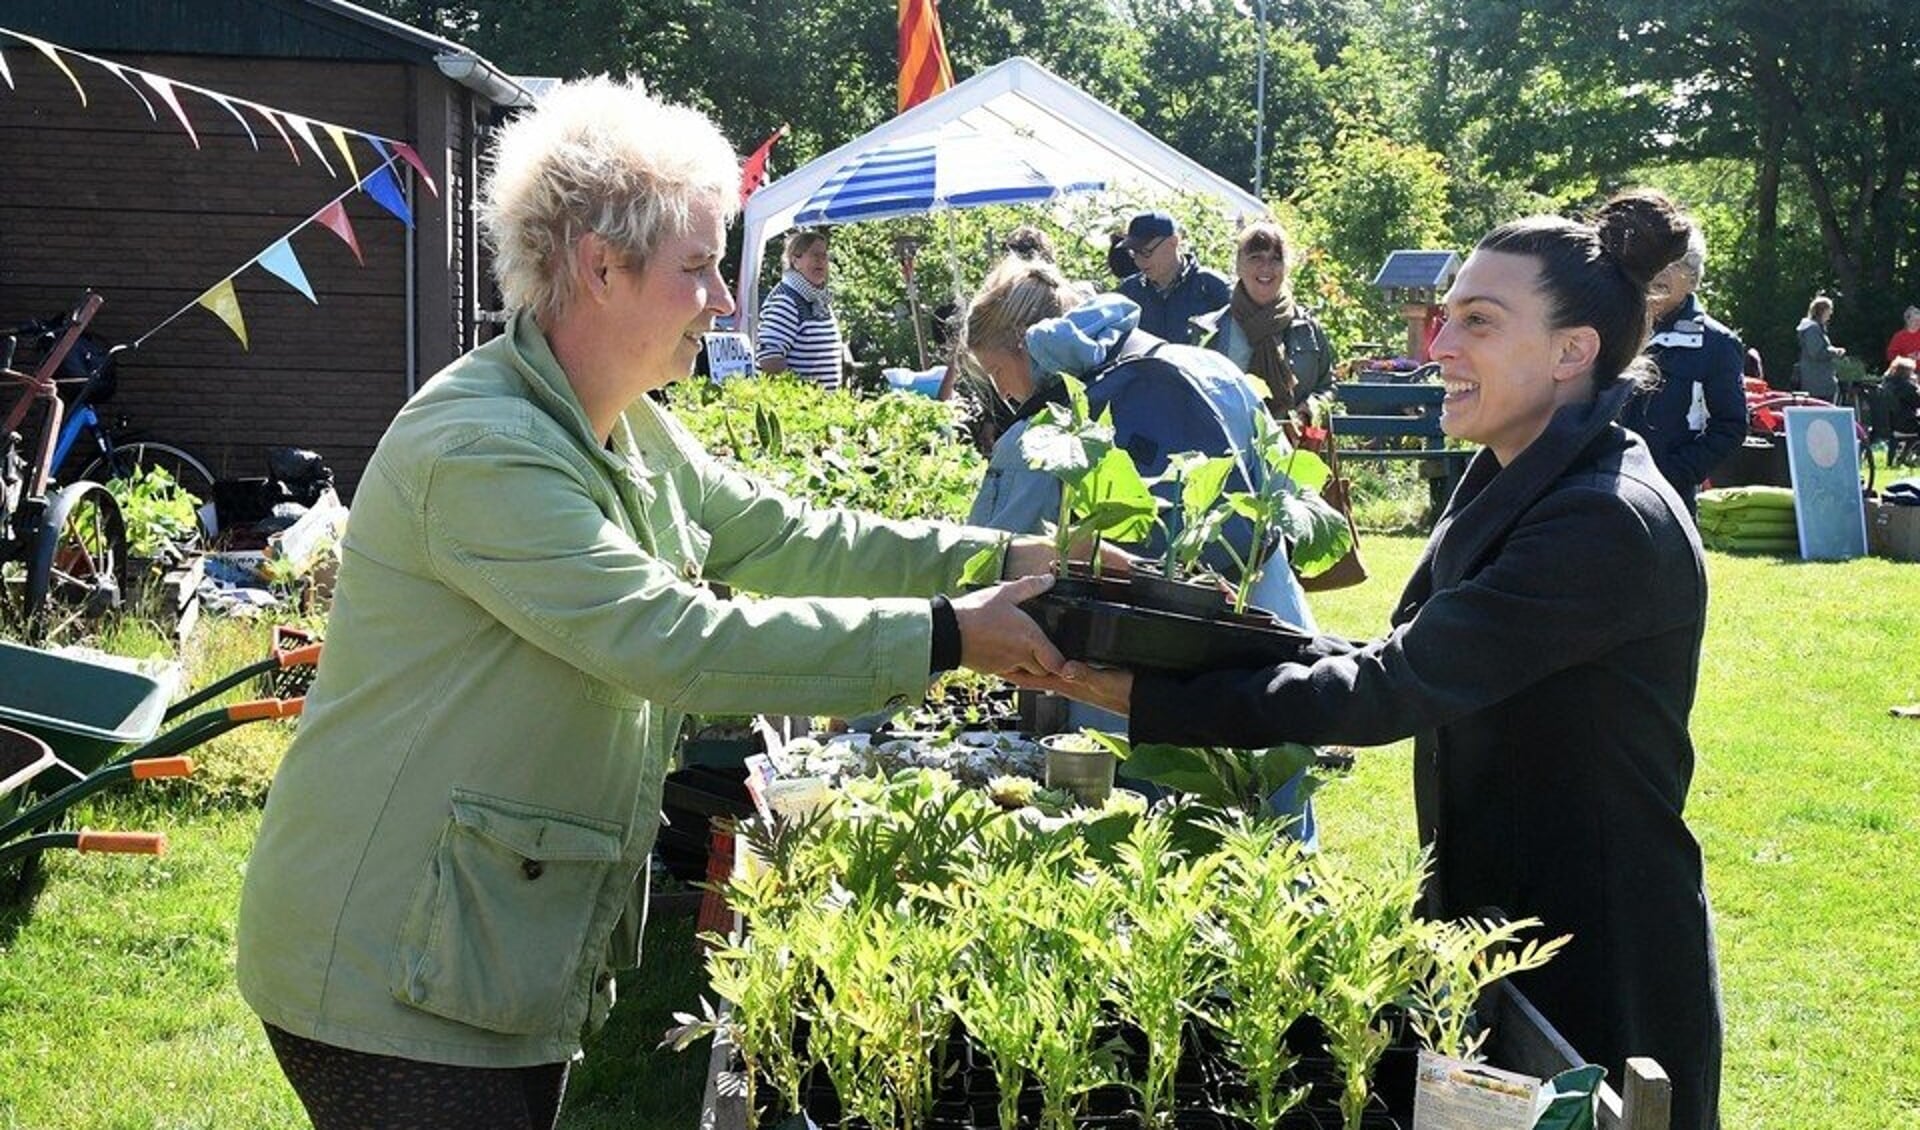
[1618,219,1748,512]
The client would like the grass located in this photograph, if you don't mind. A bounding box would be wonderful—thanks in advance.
[3,539,1918,1128]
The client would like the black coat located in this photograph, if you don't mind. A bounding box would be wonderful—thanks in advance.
[1133,383,1723,1130]
[1619,294,1748,507]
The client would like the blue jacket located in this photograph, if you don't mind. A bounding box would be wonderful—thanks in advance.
[1116,254,1232,345]
[1619,294,1747,504]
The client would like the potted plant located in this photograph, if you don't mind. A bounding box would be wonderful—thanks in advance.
[1039,730,1116,806]
[1016,375,1159,590]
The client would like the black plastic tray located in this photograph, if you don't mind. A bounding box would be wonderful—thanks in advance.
[1023,589,1316,674]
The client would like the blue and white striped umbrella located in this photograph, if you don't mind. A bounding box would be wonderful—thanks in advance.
[793,131,1107,225]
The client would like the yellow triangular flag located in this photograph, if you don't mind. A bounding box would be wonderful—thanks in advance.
[322,123,361,182]
[197,279,249,350]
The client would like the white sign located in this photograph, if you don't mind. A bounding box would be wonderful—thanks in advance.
[702,332,755,381]
[1412,1049,1539,1130]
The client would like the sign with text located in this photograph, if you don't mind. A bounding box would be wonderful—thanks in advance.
[1412,1050,1539,1130]
[702,332,755,381]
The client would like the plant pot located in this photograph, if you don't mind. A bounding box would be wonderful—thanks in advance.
[1128,573,1231,619]
[1042,734,1115,806]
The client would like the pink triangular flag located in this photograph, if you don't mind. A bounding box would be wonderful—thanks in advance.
[197,279,249,350]
[98,61,157,119]
[141,73,199,148]
[21,34,86,106]
[314,201,364,266]
[390,141,439,199]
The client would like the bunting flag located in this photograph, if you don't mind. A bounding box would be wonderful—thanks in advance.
[322,122,361,181]
[257,239,317,303]
[364,164,413,229]
[19,32,86,105]
[0,26,435,188]
[197,279,249,349]
[897,0,956,113]
[313,200,364,265]
[739,123,789,206]
[141,73,199,148]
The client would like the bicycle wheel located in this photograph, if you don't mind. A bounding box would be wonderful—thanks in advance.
[80,440,216,500]
[22,480,128,643]
[80,440,216,541]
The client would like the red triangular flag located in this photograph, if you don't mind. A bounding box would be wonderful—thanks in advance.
[314,200,364,266]
[390,141,439,198]
[739,124,789,207]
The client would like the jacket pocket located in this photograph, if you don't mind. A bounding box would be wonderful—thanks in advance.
[389,789,625,1035]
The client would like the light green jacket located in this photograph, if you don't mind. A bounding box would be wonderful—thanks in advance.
[237,312,1002,1067]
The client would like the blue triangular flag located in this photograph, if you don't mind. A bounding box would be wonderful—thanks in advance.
[363,165,413,230]
[257,239,317,303]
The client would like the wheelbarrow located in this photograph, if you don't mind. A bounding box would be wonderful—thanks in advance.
[0,722,190,886]
[0,626,322,893]
[0,625,321,786]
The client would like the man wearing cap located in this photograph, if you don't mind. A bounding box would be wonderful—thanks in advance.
[1116,211,1232,345]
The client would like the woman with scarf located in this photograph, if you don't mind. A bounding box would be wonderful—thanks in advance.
[756,228,847,390]
[1191,221,1334,419]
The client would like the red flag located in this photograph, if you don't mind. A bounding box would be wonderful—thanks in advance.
[739,124,789,207]
[898,0,956,113]
[314,200,364,266]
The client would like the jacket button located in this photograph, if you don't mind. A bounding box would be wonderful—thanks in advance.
[885,693,908,709]
[522,859,544,880]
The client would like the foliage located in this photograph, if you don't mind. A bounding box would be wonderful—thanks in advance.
[1103,733,1322,818]
[1017,376,1158,565]
[667,373,985,522]
[100,463,198,558]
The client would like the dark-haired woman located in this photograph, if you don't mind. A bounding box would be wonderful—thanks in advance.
[1190,220,1333,417]
[1022,190,1723,1129]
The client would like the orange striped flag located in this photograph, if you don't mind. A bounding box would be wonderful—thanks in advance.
[898,0,956,113]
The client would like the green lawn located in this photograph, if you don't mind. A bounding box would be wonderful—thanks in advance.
[2,541,1917,1128]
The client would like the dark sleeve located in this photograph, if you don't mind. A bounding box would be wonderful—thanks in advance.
[1130,487,1673,749]
[929,595,961,674]
[1668,330,1749,485]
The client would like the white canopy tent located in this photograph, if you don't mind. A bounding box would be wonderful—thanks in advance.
[735,56,1268,336]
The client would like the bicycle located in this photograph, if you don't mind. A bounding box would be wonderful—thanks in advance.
[4,308,216,515]
[1,292,129,642]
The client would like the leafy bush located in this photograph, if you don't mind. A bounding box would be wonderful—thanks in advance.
[101,463,199,558]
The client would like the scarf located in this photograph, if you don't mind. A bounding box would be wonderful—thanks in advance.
[1230,281,1298,412]
[780,269,832,322]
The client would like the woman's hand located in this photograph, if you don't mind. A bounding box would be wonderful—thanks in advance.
[1008,663,1134,716]
[952,574,1069,678]
[1002,535,1140,580]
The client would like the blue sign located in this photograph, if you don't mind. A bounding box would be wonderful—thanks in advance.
[1782,406,1867,560]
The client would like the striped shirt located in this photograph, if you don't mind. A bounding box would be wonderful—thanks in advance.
[756,278,845,390]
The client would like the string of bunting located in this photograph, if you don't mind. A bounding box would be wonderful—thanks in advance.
[132,155,417,351]
[0,25,437,193]
[0,25,443,351]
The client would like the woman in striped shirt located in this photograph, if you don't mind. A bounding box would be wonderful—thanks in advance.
[756,228,847,389]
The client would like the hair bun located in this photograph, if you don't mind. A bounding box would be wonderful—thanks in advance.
[1593,190,1691,290]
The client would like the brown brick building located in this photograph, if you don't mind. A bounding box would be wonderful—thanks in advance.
[0,0,531,494]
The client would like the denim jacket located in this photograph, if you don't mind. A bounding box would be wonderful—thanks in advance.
[238,311,1002,1067]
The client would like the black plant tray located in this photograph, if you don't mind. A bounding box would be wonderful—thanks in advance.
[1023,588,1317,675]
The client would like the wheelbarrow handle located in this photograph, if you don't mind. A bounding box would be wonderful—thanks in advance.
[228,697,305,722]
[76,830,167,855]
[131,756,195,780]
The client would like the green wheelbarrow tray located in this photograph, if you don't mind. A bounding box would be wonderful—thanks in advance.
[0,640,168,779]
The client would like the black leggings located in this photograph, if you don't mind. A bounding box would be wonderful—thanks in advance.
[264,1024,569,1130]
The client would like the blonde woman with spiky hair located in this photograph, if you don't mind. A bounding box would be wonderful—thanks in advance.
[236,77,1072,1129]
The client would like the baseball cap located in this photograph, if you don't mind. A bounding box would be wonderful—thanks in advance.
[1123,211,1177,251]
